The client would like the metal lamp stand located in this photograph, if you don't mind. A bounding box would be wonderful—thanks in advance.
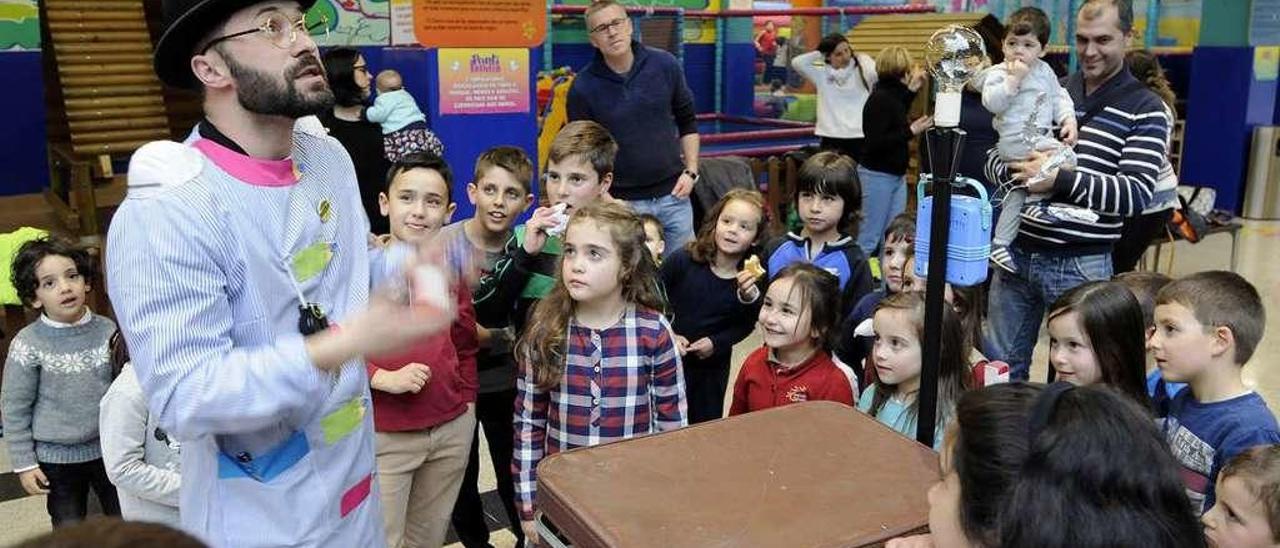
[916,126,967,448]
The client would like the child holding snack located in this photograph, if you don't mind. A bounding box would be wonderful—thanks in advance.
[763,151,873,321]
[661,189,768,422]
[980,7,1078,273]
[730,263,856,415]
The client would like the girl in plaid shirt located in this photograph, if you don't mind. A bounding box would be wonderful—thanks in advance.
[513,202,688,542]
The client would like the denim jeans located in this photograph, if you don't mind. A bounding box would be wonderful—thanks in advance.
[856,166,907,256]
[984,245,1114,380]
[627,194,694,259]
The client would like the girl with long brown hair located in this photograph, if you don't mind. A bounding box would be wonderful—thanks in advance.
[512,202,687,542]
[860,291,970,449]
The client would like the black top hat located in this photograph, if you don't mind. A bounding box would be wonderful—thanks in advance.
[153,0,318,89]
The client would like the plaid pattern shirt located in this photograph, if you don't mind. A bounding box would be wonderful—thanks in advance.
[513,305,687,520]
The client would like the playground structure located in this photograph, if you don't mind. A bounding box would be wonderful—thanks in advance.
[543,4,941,215]
[545,1,1176,109]
[547,3,936,114]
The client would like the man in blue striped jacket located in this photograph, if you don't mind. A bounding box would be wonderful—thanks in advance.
[106,0,458,545]
[985,0,1170,380]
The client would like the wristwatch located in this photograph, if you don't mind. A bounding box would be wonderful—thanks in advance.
[682,168,699,182]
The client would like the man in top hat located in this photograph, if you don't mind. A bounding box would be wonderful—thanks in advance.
[106,1,457,545]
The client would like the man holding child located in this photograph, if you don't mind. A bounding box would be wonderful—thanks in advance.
[985,0,1171,380]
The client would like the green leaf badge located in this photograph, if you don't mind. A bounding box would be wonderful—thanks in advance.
[292,241,333,283]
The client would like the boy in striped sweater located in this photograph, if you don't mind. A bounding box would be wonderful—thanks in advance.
[985,0,1171,380]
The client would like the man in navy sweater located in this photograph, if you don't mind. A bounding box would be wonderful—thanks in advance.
[985,0,1170,380]
[567,0,701,257]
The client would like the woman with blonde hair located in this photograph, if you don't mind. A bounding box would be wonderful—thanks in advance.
[857,46,932,256]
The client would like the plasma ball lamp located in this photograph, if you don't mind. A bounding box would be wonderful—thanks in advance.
[924,25,986,128]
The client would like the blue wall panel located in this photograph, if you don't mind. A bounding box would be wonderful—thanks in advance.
[721,42,756,117]
[683,43,717,114]
[0,51,49,196]
[377,47,539,223]
[551,43,595,74]
[1247,73,1278,126]
[1182,47,1255,213]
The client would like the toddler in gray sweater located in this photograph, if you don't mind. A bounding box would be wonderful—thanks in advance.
[2,236,119,526]
[980,7,1078,274]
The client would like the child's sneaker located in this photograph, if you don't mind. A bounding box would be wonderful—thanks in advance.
[990,244,1018,274]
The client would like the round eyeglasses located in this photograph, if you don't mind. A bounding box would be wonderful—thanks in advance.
[200,11,329,55]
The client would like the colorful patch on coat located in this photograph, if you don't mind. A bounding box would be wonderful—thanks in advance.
[321,397,367,445]
[292,241,334,283]
[216,430,309,482]
[340,473,374,518]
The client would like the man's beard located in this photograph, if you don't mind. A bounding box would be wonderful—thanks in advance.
[224,52,335,118]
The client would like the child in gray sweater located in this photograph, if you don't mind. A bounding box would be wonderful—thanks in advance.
[2,236,119,526]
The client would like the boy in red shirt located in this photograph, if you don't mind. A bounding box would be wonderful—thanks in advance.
[367,152,479,548]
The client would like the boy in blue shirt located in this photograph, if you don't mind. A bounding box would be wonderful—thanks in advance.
[1151,270,1280,514]
[763,150,873,322]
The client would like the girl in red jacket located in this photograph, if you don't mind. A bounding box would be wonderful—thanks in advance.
[730,263,857,415]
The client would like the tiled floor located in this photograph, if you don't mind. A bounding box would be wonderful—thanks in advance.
[2,217,1276,546]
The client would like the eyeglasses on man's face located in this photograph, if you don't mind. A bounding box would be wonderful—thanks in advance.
[589,17,628,36]
[200,11,328,55]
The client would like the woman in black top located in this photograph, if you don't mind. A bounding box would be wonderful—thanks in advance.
[857,46,932,256]
[320,47,392,235]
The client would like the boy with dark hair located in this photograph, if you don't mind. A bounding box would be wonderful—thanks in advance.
[367,151,479,548]
[1151,271,1280,514]
[835,212,915,380]
[3,236,120,526]
[441,145,535,548]
[763,150,873,322]
[981,6,1078,274]
[473,120,617,333]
